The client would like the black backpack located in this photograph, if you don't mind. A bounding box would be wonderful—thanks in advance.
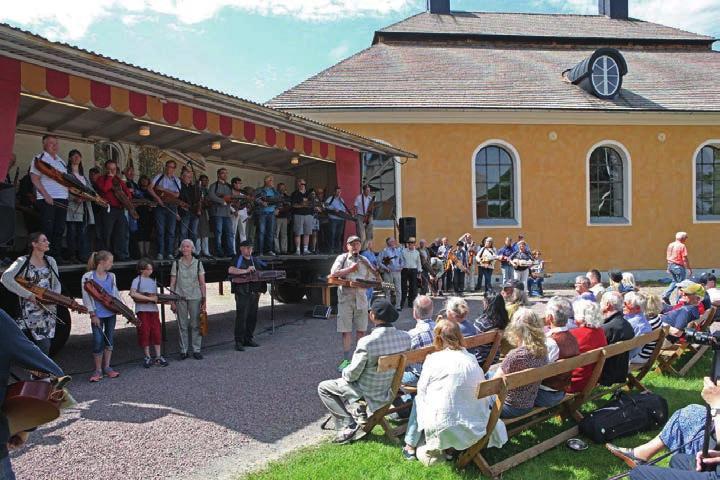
[579,390,669,443]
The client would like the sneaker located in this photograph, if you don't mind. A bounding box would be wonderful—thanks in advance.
[267,251,277,256]
[179,352,189,360]
[166,254,175,261]
[337,359,350,372]
[193,352,203,360]
[155,356,169,367]
[156,253,164,261]
[402,447,417,461]
[294,250,302,256]
[143,356,153,369]
[243,340,259,348]
[332,424,361,444]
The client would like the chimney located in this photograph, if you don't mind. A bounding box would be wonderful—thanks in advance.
[598,0,629,19]
[427,0,451,14]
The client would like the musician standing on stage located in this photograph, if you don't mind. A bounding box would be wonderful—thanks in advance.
[65,150,95,264]
[378,237,405,311]
[129,259,169,368]
[1,232,60,355]
[29,134,68,259]
[170,239,207,360]
[291,178,314,255]
[353,184,374,251]
[330,235,376,371]
[228,240,266,351]
[229,177,248,249]
[95,159,131,261]
[274,182,291,254]
[451,241,469,296]
[0,307,64,480]
[256,175,279,256]
[196,174,212,258]
[178,169,200,245]
[325,186,349,254]
[207,168,234,257]
[148,160,181,260]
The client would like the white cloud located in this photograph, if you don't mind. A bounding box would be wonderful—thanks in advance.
[329,42,350,61]
[0,0,418,40]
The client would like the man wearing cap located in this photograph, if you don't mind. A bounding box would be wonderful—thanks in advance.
[330,235,378,370]
[660,282,704,339]
[401,237,421,309]
[228,240,267,351]
[317,298,411,444]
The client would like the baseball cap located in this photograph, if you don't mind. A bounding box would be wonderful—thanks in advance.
[681,282,705,297]
[346,235,361,244]
[370,299,399,323]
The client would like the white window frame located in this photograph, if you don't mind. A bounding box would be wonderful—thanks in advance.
[586,140,632,226]
[471,139,522,229]
[692,139,720,223]
[364,139,402,228]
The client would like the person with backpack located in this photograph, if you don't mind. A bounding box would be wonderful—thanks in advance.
[170,239,207,360]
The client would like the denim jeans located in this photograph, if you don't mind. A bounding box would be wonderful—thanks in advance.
[663,263,687,301]
[629,453,719,480]
[501,403,532,418]
[402,371,419,387]
[91,315,116,355]
[501,264,514,284]
[257,212,275,254]
[39,198,67,258]
[66,221,89,260]
[180,213,199,243]
[213,216,233,257]
[478,267,493,292]
[328,219,344,253]
[0,456,16,480]
[154,205,177,256]
[404,400,422,447]
[528,277,544,296]
[534,388,565,407]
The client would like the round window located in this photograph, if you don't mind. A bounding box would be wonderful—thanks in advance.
[591,55,621,98]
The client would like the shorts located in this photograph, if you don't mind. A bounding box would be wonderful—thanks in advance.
[337,299,369,333]
[136,311,162,347]
[293,214,314,236]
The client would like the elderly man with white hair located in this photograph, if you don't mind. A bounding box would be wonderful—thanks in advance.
[623,292,652,362]
[574,275,596,302]
[663,231,692,304]
[403,295,436,386]
[536,297,579,407]
[599,291,634,386]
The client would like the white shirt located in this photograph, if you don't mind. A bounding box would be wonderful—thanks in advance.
[30,151,68,200]
[354,194,373,215]
[416,348,507,451]
[707,287,720,304]
[402,248,422,270]
[151,173,181,193]
[590,283,605,299]
[330,252,375,309]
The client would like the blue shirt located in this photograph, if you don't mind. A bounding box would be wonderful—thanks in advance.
[92,271,115,318]
[407,319,436,376]
[361,249,378,269]
[380,247,405,272]
[512,242,531,253]
[625,312,652,358]
[458,319,479,337]
[258,186,279,214]
[661,305,700,330]
[325,195,348,220]
[497,245,514,264]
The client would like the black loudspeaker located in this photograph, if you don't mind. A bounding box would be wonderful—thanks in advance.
[0,183,15,247]
[398,217,416,244]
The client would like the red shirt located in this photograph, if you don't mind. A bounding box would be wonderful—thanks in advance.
[567,326,608,393]
[96,174,132,209]
[666,241,688,266]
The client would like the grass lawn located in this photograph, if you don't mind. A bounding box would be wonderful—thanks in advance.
[244,354,710,480]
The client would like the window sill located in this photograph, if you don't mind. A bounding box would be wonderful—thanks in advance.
[588,217,630,226]
[475,219,520,228]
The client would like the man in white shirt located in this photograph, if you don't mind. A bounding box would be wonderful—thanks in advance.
[401,237,422,309]
[149,160,181,260]
[587,269,605,300]
[353,184,374,251]
[30,134,68,259]
[325,186,350,254]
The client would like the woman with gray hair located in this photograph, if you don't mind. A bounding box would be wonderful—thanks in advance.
[170,239,207,359]
[568,300,607,393]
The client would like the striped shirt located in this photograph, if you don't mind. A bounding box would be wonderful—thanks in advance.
[30,151,68,200]
[631,314,663,364]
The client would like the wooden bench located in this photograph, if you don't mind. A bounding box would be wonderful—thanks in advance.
[656,306,717,376]
[366,330,504,442]
[456,328,665,478]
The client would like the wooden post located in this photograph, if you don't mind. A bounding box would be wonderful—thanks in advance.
[219,280,224,295]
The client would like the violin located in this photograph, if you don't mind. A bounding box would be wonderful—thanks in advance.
[111,176,140,219]
[83,278,140,326]
[155,186,189,210]
[3,377,72,436]
[34,158,108,208]
[446,248,469,273]
[363,196,375,226]
[222,194,252,210]
[15,276,88,314]
[131,198,157,208]
[136,291,186,304]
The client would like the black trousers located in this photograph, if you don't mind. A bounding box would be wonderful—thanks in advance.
[453,269,465,294]
[103,207,129,259]
[630,453,719,479]
[234,291,260,344]
[39,198,67,258]
[401,268,418,308]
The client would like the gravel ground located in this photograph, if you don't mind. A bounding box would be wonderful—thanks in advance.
[9,284,662,480]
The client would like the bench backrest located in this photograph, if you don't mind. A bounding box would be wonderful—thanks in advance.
[693,306,717,331]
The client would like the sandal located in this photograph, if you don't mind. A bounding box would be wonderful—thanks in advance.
[89,371,103,382]
[103,368,120,378]
[606,443,646,469]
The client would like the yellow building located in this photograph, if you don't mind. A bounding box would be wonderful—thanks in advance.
[268,0,720,280]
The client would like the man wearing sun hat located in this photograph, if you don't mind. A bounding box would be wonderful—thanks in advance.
[660,281,704,338]
[329,235,379,371]
[317,298,411,444]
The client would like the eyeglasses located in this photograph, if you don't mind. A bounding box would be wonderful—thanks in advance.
[168,165,177,169]
[300,183,306,186]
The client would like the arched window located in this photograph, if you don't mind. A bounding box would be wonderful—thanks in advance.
[473,142,520,226]
[695,143,720,220]
[587,142,631,224]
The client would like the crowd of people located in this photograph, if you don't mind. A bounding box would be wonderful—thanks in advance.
[320,232,720,478]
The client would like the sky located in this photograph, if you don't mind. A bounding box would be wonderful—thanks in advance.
[1,0,718,103]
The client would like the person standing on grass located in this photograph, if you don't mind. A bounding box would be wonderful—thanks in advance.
[81,251,124,383]
[329,235,377,371]
[317,299,410,444]
[129,259,168,369]
[663,231,691,304]
[170,239,206,360]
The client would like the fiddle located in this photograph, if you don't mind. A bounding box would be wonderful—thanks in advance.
[131,198,157,208]
[111,176,140,219]
[83,278,140,326]
[4,376,72,436]
[69,186,109,209]
[135,291,186,304]
[363,196,375,225]
[34,158,106,208]
[155,186,189,210]
[15,276,88,314]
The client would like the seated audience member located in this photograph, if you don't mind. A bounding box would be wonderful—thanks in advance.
[706,274,720,307]
[568,300,608,393]
[402,319,507,463]
[599,291,635,386]
[631,293,665,365]
[574,275,596,302]
[473,292,510,366]
[623,291,653,361]
[501,279,526,319]
[674,279,707,315]
[587,269,605,299]
[622,272,638,294]
[618,377,720,479]
[445,296,478,338]
[660,282,704,339]
[536,297,579,408]
[317,299,411,444]
[526,250,545,297]
[403,296,436,386]
[607,270,633,294]
[496,307,548,418]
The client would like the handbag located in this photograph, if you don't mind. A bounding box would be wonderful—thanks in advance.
[579,390,669,443]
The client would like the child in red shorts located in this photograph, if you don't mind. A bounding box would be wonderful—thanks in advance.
[129,259,168,368]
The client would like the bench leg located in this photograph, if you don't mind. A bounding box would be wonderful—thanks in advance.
[678,346,709,377]
[380,418,400,443]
